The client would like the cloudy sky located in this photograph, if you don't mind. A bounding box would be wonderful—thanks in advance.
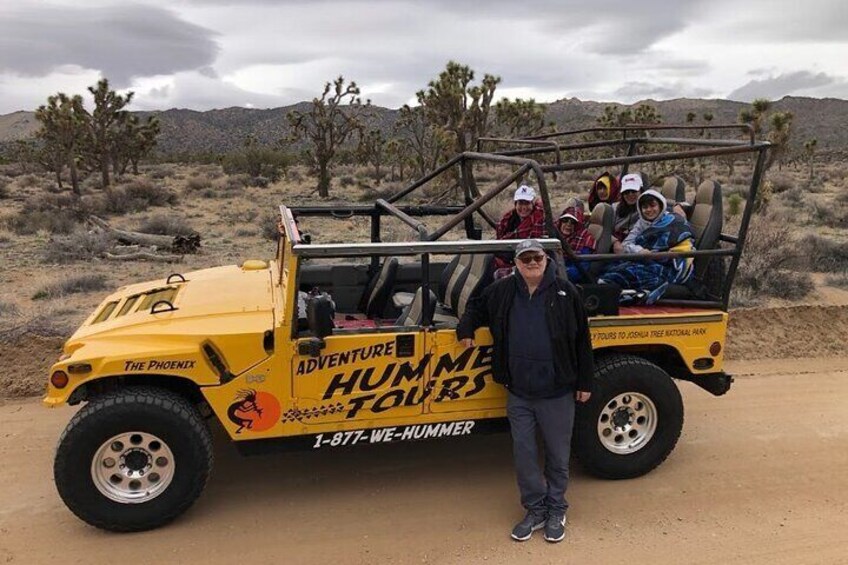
[1,0,846,113]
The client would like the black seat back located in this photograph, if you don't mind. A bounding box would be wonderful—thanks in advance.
[661,176,686,204]
[363,258,399,318]
[689,180,723,278]
[455,254,493,318]
[396,287,437,326]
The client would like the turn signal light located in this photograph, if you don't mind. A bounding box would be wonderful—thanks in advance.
[709,341,722,356]
[51,371,69,389]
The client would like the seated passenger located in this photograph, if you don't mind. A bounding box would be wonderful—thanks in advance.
[601,189,695,297]
[556,206,595,282]
[612,173,642,245]
[588,171,620,211]
[493,185,546,276]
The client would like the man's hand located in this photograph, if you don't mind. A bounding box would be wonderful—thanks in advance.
[460,338,475,349]
[575,391,591,403]
[612,240,623,254]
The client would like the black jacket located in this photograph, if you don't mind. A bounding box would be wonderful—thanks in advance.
[457,269,595,397]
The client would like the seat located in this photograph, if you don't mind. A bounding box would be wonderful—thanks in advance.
[664,180,724,300]
[586,202,613,254]
[392,253,468,310]
[360,258,399,319]
[661,176,686,205]
[396,287,437,326]
[454,253,494,318]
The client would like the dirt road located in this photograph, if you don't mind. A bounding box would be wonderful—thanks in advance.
[1,358,847,565]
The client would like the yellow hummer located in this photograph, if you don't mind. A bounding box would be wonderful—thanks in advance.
[45,126,768,531]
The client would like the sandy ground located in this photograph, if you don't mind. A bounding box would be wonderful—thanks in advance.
[1,357,846,565]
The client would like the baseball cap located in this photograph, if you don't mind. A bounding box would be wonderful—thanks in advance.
[514,239,545,257]
[513,185,536,202]
[620,173,643,193]
[558,212,579,223]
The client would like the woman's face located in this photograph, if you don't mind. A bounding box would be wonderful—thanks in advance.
[515,199,533,218]
[641,198,662,221]
[558,219,576,237]
[623,190,639,205]
[595,182,610,201]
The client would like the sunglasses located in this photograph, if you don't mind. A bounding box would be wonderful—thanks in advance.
[517,253,546,265]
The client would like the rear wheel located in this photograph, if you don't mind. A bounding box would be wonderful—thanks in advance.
[54,387,213,532]
[574,354,683,479]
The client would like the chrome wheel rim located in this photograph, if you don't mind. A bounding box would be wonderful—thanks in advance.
[597,392,657,454]
[91,432,176,504]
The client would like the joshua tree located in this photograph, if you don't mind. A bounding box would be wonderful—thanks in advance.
[393,104,446,179]
[358,128,386,183]
[494,98,550,138]
[35,93,87,195]
[287,76,370,197]
[804,138,818,180]
[766,111,793,171]
[84,79,134,188]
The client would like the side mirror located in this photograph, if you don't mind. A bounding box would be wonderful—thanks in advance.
[307,294,335,339]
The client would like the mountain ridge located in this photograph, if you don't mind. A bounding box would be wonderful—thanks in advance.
[2,96,846,156]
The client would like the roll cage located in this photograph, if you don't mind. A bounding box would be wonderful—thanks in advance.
[284,124,770,313]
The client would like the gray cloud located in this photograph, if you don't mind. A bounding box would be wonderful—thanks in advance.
[0,4,219,85]
[613,81,712,102]
[728,71,841,102]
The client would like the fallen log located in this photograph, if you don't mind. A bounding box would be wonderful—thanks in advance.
[87,216,201,254]
[103,251,183,263]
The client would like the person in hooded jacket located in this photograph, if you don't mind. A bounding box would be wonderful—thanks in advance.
[587,171,620,211]
[612,173,643,242]
[556,205,596,282]
[602,189,695,294]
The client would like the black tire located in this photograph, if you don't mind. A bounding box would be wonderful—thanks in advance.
[574,354,683,479]
[54,387,213,532]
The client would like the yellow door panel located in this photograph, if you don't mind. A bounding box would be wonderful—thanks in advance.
[426,329,507,414]
[291,332,428,424]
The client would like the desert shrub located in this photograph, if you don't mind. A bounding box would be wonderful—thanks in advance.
[235,228,257,237]
[42,230,114,263]
[222,146,292,182]
[727,194,744,217]
[799,234,848,272]
[148,164,178,179]
[32,274,109,300]
[0,312,71,344]
[287,168,304,182]
[0,301,20,317]
[339,175,356,188]
[769,172,793,193]
[260,213,280,241]
[733,215,813,300]
[215,174,251,192]
[122,179,177,207]
[6,204,77,235]
[185,175,213,191]
[782,187,804,205]
[136,214,196,237]
[809,201,848,229]
[824,272,848,289]
[0,177,10,199]
[15,173,41,189]
[357,183,400,203]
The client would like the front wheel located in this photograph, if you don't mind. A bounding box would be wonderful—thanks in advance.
[54,387,213,532]
[574,354,683,479]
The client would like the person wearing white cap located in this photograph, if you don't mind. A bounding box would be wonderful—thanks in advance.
[611,173,643,247]
[493,185,546,274]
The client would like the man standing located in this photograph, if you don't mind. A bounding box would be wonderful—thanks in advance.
[457,240,594,543]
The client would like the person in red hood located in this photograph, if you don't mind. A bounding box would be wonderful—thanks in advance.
[556,206,596,282]
[588,172,621,211]
[493,185,547,276]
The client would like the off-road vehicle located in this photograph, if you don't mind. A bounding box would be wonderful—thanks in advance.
[45,125,769,531]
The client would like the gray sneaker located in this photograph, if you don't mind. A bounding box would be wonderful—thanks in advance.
[510,511,547,541]
[544,513,566,543]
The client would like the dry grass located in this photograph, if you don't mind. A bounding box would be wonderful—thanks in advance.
[136,213,196,237]
[32,274,109,300]
[41,230,114,263]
